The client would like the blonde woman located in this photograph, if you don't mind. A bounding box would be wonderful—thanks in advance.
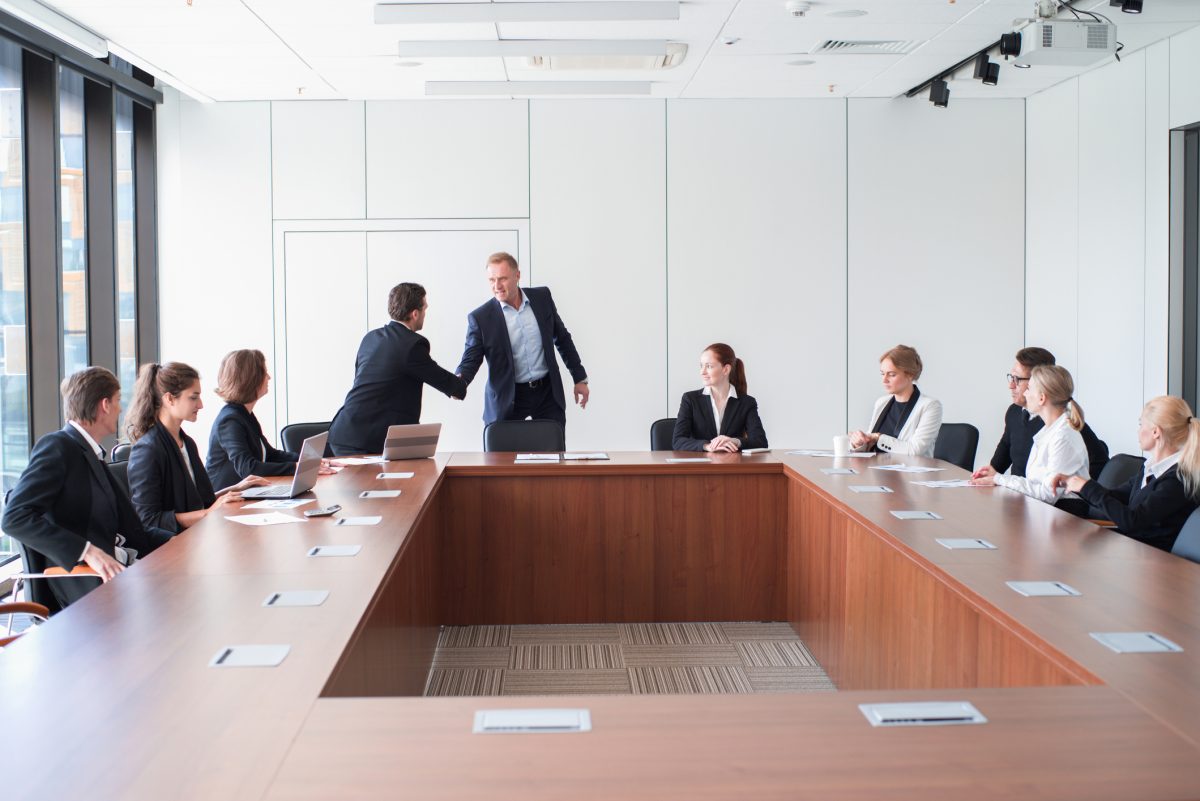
[849,344,942,458]
[970,365,1086,503]
[1051,396,1200,552]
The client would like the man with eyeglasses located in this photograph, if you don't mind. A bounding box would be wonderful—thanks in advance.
[972,347,1109,480]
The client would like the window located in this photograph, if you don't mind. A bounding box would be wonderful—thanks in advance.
[0,36,24,565]
[58,66,87,379]
[1169,126,1200,407]
[115,93,136,426]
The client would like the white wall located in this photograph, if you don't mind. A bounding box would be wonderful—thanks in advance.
[159,94,1027,463]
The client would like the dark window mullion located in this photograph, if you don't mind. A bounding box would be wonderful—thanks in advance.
[132,100,158,366]
[84,77,116,374]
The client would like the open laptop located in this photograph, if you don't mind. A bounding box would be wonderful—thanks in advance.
[240,431,328,499]
[382,423,441,460]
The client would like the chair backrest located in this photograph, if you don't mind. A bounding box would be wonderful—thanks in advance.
[111,442,132,463]
[13,542,61,614]
[933,422,979,471]
[650,418,675,451]
[107,460,130,498]
[1171,506,1200,564]
[1096,453,1146,490]
[483,420,565,453]
[281,421,332,456]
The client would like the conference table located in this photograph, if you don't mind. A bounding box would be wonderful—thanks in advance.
[3,449,1199,800]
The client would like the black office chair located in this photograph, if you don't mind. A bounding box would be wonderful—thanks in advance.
[110,443,132,463]
[1171,507,1200,564]
[933,423,979,472]
[650,418,675,451]
[107,460,131,498]
[280,421,333,456]
[13,542,63,614]
[1096,454,1145,490]
[483,420,565,453]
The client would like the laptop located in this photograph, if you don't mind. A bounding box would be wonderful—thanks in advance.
[240,431,328,499]
[381,423,441,460]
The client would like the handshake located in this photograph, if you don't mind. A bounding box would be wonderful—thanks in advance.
[451,373,467,401]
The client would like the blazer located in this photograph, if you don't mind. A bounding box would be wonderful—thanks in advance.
[456,287,587,425]
[328,321,466,456]
[1078,464,1196,552]
[672,390,768,452]
[857,391,943,458]
[1,426,171,607]
[128,421,216,534]
[205,403,297,491]
[989,403,1110,479]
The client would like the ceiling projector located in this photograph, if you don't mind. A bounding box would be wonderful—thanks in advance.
[1014,19,1116,66]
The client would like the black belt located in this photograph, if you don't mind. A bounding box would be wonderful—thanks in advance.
[516,377,546,389]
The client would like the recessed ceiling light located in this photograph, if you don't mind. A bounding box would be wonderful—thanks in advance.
[788,59,815,66]
[826,9,868,17]
[396,60,423,67]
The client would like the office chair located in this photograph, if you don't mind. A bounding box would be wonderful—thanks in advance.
[1171,507,1200,564]
[110,443,132,463]
[1096,454,1146,490]
[650,418,675,451]
[107,460,131,498]
[483,420,565,452]
[933,423,979,472]
[0,600,49,647]
[280,422,333,456]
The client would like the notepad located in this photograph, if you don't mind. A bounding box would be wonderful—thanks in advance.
[209,644,290,668]
[376,472,415,479]
[890,510,942,520]
[359,490,401,499]
[1006,581,1081,597]
[936,538,997,550]
[665,457,711,463]
[821,467,858,475]
[740,448,769,455]
[242,499,314,510]
[307,544,362,557]
[263,590,329,607]
[563,452,610,460]
[331,456,387,466]
[911,479,974,488]
[335,516,382,527]
[1090,632,1184,653]
[849,485,892,494]
[473,709,592,734]
[870,464,945,473]
[787,450,875,458]
[516,453,560,462]
[224,512,308,526]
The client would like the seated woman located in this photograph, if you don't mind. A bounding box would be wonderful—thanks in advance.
[126,362,267,533]
[672,343,768,453]
[206,349,308,491]
[849,344,942,457]
[970,364,1087,503]
[1051,395,1200,551]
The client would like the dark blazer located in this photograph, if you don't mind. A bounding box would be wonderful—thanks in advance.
[456,287,587,425]
[128,422,216,534]
[1,426,171,607]
[672,390,768,452]
[990,404,1110,478]
[328,321,466,456]
[205,403,297,491]
[1078,464,1197,552]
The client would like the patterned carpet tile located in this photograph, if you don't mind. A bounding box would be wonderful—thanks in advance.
[622,644,743,667]
[745,667,837,694]
[735,640,821,668]
[510,643,625,669]
[502,669,633,695]
[431,647,511,668]
[630,665,754,695]
[620,622,729,645]
[720,622,799,640]
[425,668,503,697]
[437,625,511,648]
[508,624,623,644]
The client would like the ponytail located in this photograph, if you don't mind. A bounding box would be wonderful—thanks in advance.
[1180,417,1200,501]
[1143,396,1200,500]
[125,361,201,442]
[730,358,747,397]
[1064,398,1085,432]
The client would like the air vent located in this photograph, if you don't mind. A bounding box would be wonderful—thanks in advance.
[1086,23,1112,49]
[524,43,687,70]
[813,39,921,55]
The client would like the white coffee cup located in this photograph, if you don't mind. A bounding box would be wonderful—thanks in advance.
[833,435,851,457]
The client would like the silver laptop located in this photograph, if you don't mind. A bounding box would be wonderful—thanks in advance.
[240,431,328,498]
[382,423,441,460]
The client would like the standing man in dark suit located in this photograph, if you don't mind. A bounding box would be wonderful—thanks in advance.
[2,367,172,609]
[328,282,466,456]
[455,252,589,430]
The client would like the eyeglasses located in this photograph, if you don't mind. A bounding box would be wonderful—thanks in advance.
[1006,374,1031,385]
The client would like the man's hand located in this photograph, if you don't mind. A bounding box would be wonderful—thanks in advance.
[574,382,589,409]
[971,464,996,480]
[82,542,124,583]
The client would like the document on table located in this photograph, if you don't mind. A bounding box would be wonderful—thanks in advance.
[242,498,314,510]
[870,464,945,473]
[911,479,974,488]
[563,452,610,460]
[335,516,382,527]
[516,453,561,462]
[331,456,387,466]
[821,467,858,475]
[890,510,943,520]
[665,457,711,463]
[786,449,875,458]
[377,472,415,479]
[359,490,401,499]
[225,512,308,526]
[849,485,893,494]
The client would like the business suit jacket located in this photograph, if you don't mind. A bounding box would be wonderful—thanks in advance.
[672,390,768,452]
[205,403,297,491]
[328,321,466,456]
[1078,465,1196,552]
[989,403,1110,478]
[128,422,216,534]
[856,392,943,458]
[456,287,587,425]
[1,426,172,607]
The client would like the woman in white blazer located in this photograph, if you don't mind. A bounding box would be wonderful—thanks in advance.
[848,344,943,458]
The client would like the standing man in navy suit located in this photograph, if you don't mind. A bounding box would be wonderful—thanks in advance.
[2,367,172,609]
[328,282,467,456]
[456,252,589,430]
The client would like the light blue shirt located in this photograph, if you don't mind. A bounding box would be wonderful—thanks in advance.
[501,290,549,383]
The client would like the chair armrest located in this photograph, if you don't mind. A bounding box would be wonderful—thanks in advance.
[1087,519,1117,528]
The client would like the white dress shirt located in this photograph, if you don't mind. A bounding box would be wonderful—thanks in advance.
[994,412,1088,503]
[500,290,549,383]
[702,385,738,433]
[68,421,132,564]
[1143,450,1182,486]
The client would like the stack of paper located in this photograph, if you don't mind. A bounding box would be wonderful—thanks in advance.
[515,453,561,463]
[563,452,609,460]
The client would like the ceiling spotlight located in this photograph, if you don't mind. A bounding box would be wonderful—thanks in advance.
[983,62,1000,85]
[1122,0,1142,12]
[1014,61,1031,69]
[999,31,1022,58]
[973,53,991,79]
[929,78,949,107]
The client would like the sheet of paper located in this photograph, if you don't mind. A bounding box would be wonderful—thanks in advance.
[307,544,362,557]
[870,464,945,473]
[821,467,858,475]
[740,448,769,455]
[335,516,382,527]
[331,456,387,466]
[242,498,314,510]
[890,510,943,520]
[665,457,712,463]
[936,538,997,550]
[359,490,401,499]
[516,453,561,462]
[563,452,610,460]
[911,479,974,488]
[224,512,308,526]
[787,450,875,458]
[1089,631,1184,653]
[1006,581,1081,597]
[376,472,415,479]
[849,485,893,494]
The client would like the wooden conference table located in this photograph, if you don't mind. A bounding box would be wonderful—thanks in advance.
[2,450,1199,800]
